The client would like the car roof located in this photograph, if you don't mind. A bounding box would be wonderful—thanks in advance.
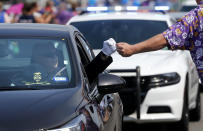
[68,12,171,23]
[0,23,76,38]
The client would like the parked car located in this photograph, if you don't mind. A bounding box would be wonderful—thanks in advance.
[68,12,201,131]
[0,23,124,131]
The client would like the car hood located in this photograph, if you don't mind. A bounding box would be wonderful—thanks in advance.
[94,49,187,76]
[0,87,83,131]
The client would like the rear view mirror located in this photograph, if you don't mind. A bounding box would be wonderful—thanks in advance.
[98,73,125,95]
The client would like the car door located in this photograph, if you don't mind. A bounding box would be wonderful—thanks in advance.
[75,33,122,131]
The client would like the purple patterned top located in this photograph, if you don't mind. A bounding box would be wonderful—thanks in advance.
[162,4,203,83]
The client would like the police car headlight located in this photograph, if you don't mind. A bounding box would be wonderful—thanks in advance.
[141,72,180,87]
[47,115,86,131]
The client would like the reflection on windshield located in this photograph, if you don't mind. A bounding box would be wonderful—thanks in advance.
[71,20,168,49]
[0,38,73,90]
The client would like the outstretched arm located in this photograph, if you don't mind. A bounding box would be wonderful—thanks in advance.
[85,38,116,83]
[117,34,168,57]
[85,52,112,83]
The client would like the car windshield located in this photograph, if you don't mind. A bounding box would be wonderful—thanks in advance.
[0,38,74,90]
[71,19,168,49]
[180,5,197,12]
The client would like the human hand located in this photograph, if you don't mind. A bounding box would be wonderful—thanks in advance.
[102,38,116,56]
[116,42,134,57]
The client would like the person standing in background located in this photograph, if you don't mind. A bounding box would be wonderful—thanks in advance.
[18,2,53,24]
[18,2,36,23]
[0,2,10,23]
[55,2,74,25]
[43,0,57,23]
[31,2,53,24]
[44,0,57,14]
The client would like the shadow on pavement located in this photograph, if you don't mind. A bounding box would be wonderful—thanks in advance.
[123,122,168,131]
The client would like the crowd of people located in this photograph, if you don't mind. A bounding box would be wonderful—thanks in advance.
[87,0,179,8]
[0,0,78,24]
[0,0,185,24]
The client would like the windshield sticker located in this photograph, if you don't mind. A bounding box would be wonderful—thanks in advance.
[64,60,68,65]
[33,72,42,82]
[22,72,51,85]
[53,77,68,82]
[10,83,15,86]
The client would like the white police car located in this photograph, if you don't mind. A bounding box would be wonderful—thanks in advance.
[67,11,201,131]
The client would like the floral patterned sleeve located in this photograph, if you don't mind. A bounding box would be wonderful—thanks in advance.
[162,8,199,50]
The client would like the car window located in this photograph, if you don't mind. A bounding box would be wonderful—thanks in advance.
[0,38,74,89]
[75,35,98,92]
[180,5,197,12]
[71,20,168,50]
[75,36,90,66]
[76,35,95,61]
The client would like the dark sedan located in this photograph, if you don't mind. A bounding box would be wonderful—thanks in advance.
[0,24,124,131]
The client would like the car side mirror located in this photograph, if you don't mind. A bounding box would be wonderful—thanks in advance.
[98,73,125,95]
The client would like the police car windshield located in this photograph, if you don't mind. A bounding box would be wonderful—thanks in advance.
[71,20,168,49]
[180,5,197,12]
[0,38,74,89]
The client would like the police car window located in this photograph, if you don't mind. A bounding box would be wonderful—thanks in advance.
[180,5,197,12]
[71,20,168,50]
[0,38,75,89]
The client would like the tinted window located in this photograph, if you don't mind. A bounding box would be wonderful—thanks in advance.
[71,20,168,49]
[0,38,74,89]
[77,35,95,60]
[180,6,197,12]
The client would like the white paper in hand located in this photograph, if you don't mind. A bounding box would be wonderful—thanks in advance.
[102,38,116,56]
